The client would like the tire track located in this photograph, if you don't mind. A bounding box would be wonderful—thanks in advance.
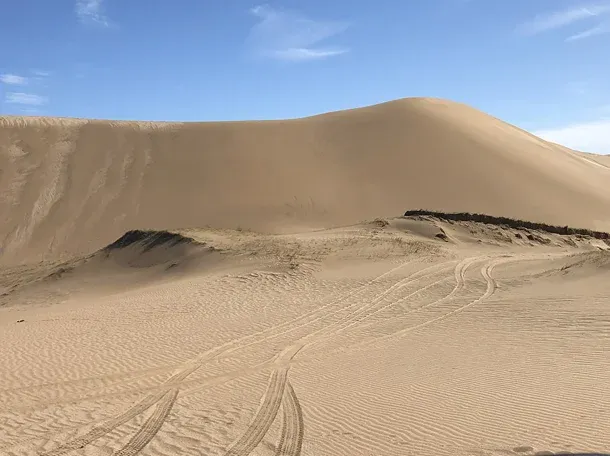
[30,260,413,453]
[384,255,482,320]
[278,259,464,359]
[39,388,169,456]
[281,261,455,348]
[348,256,511,352]
[224,368,289,456]
[275,381,304,456]
[28,255,538,454]
[30,257,450,453]
[38,363,202,456]
[394,256,480,313]
[112,388,178,456]
[317,260,468,340]
[399,258,502,333]
[205,259,426,363]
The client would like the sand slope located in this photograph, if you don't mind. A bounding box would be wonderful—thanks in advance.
[1,97,609,264]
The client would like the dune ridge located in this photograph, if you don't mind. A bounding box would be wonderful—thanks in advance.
[2,97,610,264]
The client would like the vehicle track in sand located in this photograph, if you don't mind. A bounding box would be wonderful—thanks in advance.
[274,381,305,456]
[39,388,170,456]
[30,258,428,453]
[219,260,474,456]
[24,254,515,456]
[111,388,178,456]
[224,368,289,456]
[5,258,419,410]
[274,257,479,361]
[308,257,481,347]
[341,254,549,353]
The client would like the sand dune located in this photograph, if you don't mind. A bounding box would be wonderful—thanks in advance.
[1,99,610,456]
[2,97,609,264]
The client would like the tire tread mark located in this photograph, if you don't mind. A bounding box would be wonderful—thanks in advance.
[214,260,424,362]
[32,260,418,453]
[225,368,288,456]
[275,381,304,456]
[112,389,178,456]
[394,256,480,316]
[38,363,199,456]
[277,261,457,359]
[342,256,498,352]
[374,257,502,341]
[39,389,168,456]
[318,261,456,336]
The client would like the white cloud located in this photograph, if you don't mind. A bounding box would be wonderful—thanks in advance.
[5,92,49,106]
[272,48,348,61]
[566,23,609,40]
[76,0,110,27]
[248,5,349,62]
[517,3,610,36]
[534,119,610,154]
[31,70,50,77]
[0,74,28,85]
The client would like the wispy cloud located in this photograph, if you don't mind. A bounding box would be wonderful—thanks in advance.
[535,119,610,154]
[76,0,110,27]
[517,3,610,36]
[2,70,51,113]
[248,5,349,62]
[5,92,49,106]
[565,23,610,41]
[0,74,28,85]
[273,48,348,61]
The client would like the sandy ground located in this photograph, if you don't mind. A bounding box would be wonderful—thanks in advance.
[2,97,610,265]
[1,218,609,456]
[1,99,609,455]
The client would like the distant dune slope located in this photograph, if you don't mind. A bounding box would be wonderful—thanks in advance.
[1,97,609,263]
[577,151,610,169]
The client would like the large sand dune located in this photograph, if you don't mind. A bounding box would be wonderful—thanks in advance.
[1,97,609,263]
[1,99,610,456]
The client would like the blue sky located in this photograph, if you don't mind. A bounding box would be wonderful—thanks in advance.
[1,0,609,153]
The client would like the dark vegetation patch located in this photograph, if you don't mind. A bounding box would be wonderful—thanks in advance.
[103,230,195,253]
[404,210,610,241]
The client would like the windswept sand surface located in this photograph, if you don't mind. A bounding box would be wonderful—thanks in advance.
[2,97,610,264]
[1,99,610,455]
[1,219,609,456]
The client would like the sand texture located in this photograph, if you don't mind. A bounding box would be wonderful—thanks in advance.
[1,98,609,456]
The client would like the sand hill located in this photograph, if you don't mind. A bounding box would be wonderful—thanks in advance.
[1,99,610,456]
[1,97,609,264]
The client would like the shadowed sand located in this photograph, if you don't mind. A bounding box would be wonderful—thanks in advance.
[1,99,609,456]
